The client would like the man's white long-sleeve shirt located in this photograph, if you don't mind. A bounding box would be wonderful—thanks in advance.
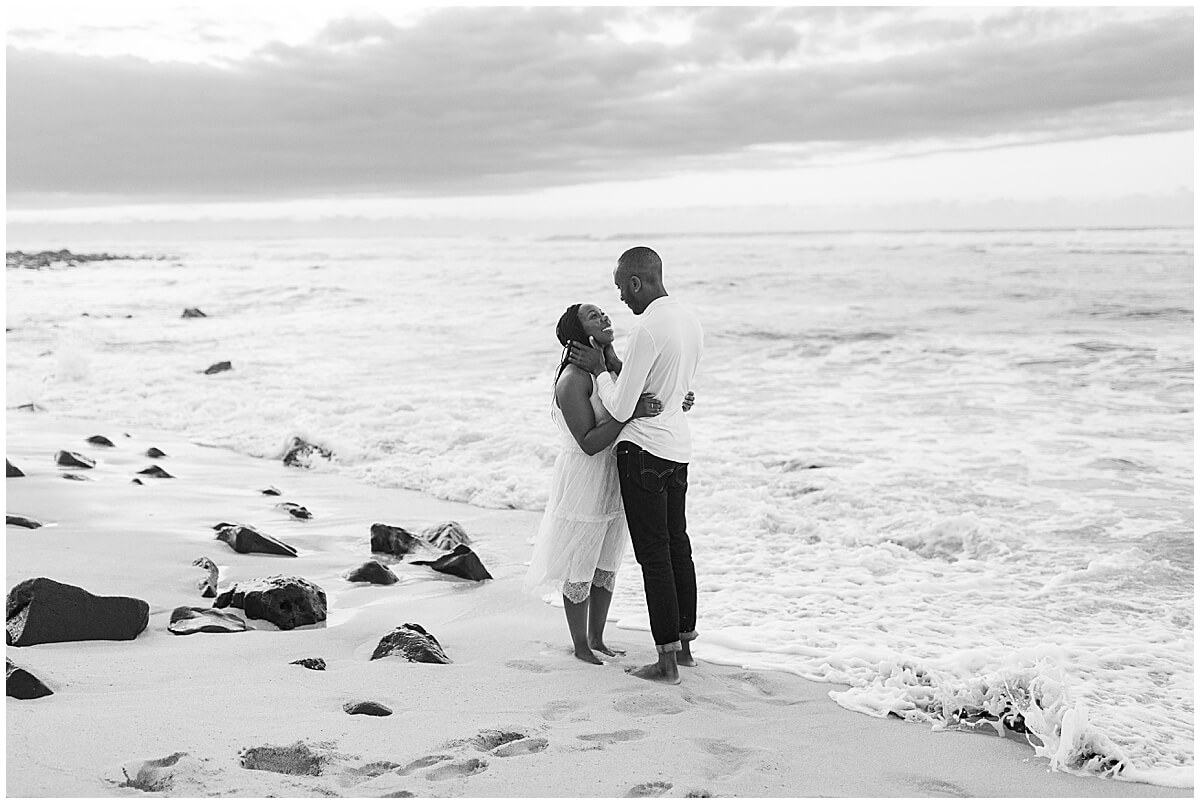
[596,296,703,463]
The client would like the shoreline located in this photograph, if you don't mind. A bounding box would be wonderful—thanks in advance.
[5,410,1191,797]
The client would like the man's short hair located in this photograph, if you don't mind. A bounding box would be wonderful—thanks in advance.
[618,246,663,282]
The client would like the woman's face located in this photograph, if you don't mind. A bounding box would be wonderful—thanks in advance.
[577,303,614,346]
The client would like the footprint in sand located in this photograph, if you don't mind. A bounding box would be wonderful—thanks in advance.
[395,754,454,776]
[541,699,585,721]
[425,757,488,781]
[727,671,804,706]
[694,738,752,780]
[470,729,549,757]
[336,760,403,787]
[913,777,972,797]
[576,729,645,745]
[505,659,551,674]
[613,692,686,716]
[627,780,673,797]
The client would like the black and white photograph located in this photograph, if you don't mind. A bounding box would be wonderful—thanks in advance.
[5,3,1193,798]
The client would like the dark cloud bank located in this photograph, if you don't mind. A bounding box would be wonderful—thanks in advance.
[7,7,1193,203]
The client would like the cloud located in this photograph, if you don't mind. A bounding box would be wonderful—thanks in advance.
[6,6,1193,202]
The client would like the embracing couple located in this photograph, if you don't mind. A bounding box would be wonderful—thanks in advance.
[524,246,703,685]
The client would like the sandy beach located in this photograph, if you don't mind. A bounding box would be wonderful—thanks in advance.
[5,410,1189,798]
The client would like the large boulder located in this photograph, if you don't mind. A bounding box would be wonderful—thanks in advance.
[420,521,471,550]
[346,560,398,585]
[6,658,53,699]
[370,623,451,664]
[145,447,168,458]
[370,523,422,557]
[7,515,42,529]
[193,556,219,597]
[282,437,332,468]
[168,606,248,635]
[412,544,493,581]
[55,450,94,469]
[213,576,326,630]
[7,460,24,477]
[215,524,297,557]
[6,577,149,646]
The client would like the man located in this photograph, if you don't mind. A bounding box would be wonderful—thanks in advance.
[567,246,703,685]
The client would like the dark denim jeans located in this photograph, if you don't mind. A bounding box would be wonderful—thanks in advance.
[615,441,697,653]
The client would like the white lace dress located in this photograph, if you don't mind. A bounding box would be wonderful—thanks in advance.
[524,374,628,603]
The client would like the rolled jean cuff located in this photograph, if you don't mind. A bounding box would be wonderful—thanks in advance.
[680,630,699,642]
[656,640,682,654]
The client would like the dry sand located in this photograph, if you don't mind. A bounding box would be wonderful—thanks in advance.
[5,411,1189,798]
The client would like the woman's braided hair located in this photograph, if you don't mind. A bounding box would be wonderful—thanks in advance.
[554,303,592,382]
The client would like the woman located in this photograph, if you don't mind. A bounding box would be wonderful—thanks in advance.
[525,302,693,664]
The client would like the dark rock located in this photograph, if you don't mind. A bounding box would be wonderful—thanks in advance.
[239,741,326,776]
[55,450,95,469]
[290,657,326,671]
[211,521,238,530]
[370,523,422,557]
[168,606,248,635]
[213,575,326,630]
[370,623,451,664]
[146,447,167,458]
[6,250,145,270]
[277,502,312,520]
[282,436,333,468]
[7,460,24,478]
[137,465,174,478]
[61,473,92,482]
[182,308,207,318]
[86,435,115,447]
[346,560,399,585]
[420,521,472,550]
[6,658,53,699]
[215,524,297,557]
[412,544,493,581]
[260,486,282,496]
[131,478,144,486]
[15,403,42,412]
[6,577,149,646]
[344,701,393,717]
[203,361,233,375]
[193,556,218,597]
[7,515,42,529]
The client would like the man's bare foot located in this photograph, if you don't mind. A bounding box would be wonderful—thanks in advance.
[589,639,626,657]
[678,643,697,667]
[573,646,603,665]
[625,662,681,685]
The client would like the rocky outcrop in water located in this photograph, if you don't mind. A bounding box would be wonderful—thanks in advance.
[181,308,207,318]
[86,435,115,447]
[370,623,451,664]
[213,575,326,630]
[6,250,151,270]
[420,521,472,550]
[346,560,398,585]
[168,606,248,635]
[203,361,233,375]
[146,447,167,458]
[7,460,24,477]
[6,658,53,699]
[55,450,95,469]
[215,524,297,557]
[282,437,333,468]
[412,544,493,581]
[277,502,312,520]
[370,523,422,557]
[7,515,42,529]
[260,486,282,496]
[6,577,149,646]
[137,465,174,478]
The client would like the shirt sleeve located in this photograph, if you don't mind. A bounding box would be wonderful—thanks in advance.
[596,325,657,422]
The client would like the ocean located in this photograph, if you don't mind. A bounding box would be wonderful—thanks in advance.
[5,228,1193,787]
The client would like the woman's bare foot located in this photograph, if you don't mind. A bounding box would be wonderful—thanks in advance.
[677,642,697,667]
[573,646,603,665]
[624,662,681,686]
[589,639,626,657]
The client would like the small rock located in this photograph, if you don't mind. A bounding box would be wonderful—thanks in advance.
[412,544,493,581]
[131,478,144,486]
[290,658,326,671]
[213,575,326,630]
[346,560,399,585]
[168,606,248,635]
[145,447,167,458]
[277,502,312,520]
[61,473,92,482]
[86,435,115,447]
[55,450,95,469]
[370,523,422,557]
[260,486,282,496]
[282,436,333,468]
[344,701,393,717]
[7,515,43,529]
[420,521,471,550]
[215,524,298,557]
[370,623,451,664]
[192,556,219,597]
[181,308,207,318]
[6,658,53,699]
[137,465,174,478]
[203,361,233,375]
[7,460,24,478]
[6,577,149,646]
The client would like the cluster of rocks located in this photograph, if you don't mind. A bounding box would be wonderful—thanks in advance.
[5,249,157,270]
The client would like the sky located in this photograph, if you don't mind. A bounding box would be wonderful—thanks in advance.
[5,3,1195,239]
